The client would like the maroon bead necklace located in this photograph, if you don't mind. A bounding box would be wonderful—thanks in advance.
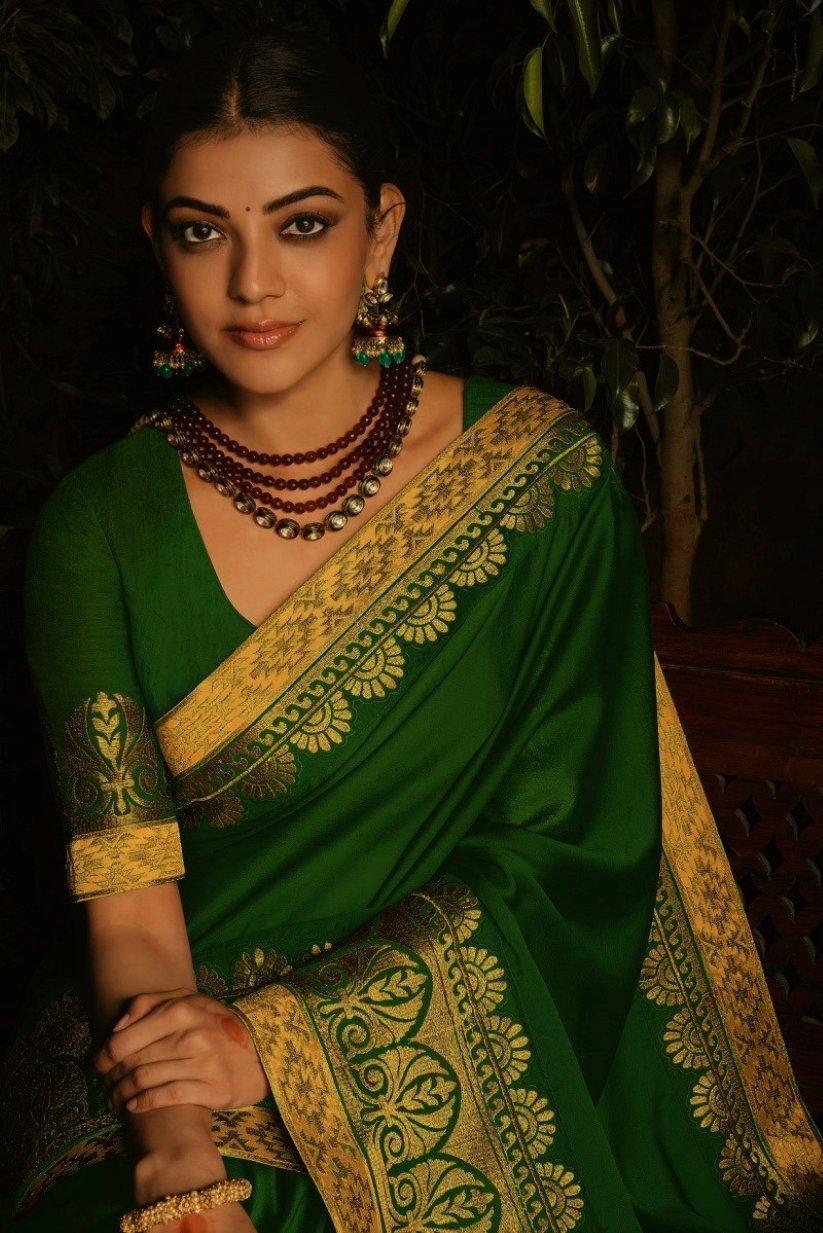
[132,354,427,542]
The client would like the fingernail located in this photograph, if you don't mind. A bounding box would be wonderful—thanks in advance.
[113,1012,131,1031]
[126,1097,138,1110]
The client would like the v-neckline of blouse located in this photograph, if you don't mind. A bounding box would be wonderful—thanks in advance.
[168,374,477,634]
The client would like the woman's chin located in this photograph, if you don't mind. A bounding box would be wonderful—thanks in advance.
[206,348,306,394]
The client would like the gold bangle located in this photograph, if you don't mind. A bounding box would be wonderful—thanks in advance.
[119,1176,252,1232]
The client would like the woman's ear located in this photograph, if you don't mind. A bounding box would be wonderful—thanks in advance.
[366,183,405,284]
[140,203,162,267]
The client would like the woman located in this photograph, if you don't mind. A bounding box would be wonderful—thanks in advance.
[1,23,820,1233]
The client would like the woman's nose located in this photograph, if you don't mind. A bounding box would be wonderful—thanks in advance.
[227,237,287,303]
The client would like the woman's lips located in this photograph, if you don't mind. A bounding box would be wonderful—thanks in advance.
[225,322,302,350]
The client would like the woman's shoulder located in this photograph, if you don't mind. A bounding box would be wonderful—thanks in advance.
[27,419,166,558]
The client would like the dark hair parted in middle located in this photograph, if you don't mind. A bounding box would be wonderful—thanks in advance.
[141,23,399,241]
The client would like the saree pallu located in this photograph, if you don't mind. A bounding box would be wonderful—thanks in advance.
[1,380,821,1232]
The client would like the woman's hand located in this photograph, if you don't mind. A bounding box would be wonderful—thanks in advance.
[92,987,271,1115]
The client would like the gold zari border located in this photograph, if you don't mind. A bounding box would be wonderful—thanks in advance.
[652,659,823,1225]
[67,820,184,901]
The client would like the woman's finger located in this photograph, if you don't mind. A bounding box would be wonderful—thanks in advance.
[122,1076,214,1114]
[109,1057,203,1111]
[111,986,194,1032]
[103,1032,193,1089]
[93,997,200,1075]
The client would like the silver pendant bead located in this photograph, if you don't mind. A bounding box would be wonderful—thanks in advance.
[360,474,381,498]
[325,509,349,531]
[343,494,366,516]
[275,518,300,539]
[253,508,277,529]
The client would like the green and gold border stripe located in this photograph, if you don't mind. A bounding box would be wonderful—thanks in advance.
[154,386,601,785]
[67,819,184,902]
[653,657,823,1221]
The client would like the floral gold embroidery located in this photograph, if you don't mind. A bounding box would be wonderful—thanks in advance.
[450,527,508,588]
[396,583,459,644]
[48,690,184,898]
[59,691,176,834]
[179,745,298,830]
[231,876,586,1233]
[510,1087,557,1156]
[346,635,405,700]
[290,689,353,755]
[551,436,602,492]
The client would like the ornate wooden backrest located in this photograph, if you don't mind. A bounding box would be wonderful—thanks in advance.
[651,602,822,1118]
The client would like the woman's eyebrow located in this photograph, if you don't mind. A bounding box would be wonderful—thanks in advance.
[162,186,345,219]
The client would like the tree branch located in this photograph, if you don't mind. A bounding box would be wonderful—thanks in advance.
[560,165,661,447]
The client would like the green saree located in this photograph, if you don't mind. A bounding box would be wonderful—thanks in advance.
[1,375,820,1233]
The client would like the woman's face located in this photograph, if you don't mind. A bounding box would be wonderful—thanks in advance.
[142,124,404,394]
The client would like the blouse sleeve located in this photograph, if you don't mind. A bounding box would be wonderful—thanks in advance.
[23,467,185,903]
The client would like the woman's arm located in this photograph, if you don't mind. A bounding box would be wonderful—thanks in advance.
[85,881,228,1203]
[20,464,237,1207]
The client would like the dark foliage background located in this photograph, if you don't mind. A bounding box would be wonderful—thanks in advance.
[0,0,820,1025]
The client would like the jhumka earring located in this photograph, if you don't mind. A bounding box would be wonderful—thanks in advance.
[153,289,206,378]
[351,274,406,367]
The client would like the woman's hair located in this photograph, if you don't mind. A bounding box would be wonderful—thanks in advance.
[141,23,397,240]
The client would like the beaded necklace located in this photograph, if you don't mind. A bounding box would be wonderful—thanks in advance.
[130,354,427,543]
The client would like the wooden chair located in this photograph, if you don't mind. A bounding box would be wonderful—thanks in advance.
[652,601,822,1124]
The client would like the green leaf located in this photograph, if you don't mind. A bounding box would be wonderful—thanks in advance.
[601,32,621,67]
[529,0,557,29]
[656,92,680,144]
[579,364,597,411]
[634,45,668,93]
[7,45,30,83]
[617,378,640,429]
[380,0,412,57]
[523,45,545,137]
[602,337,637,398]
[567,0,602,95]
[677,92,701,152]
[627,154,655,192]
[627,86,658,126]
[799,13,823,93]
[0,107,19,152]
[583,141,611,193]
[787,137,822,209]
[654,353,680,412]
[544,34,575,93]
[96,73,117,120]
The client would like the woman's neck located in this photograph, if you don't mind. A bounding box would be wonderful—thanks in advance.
[189,349,385,459]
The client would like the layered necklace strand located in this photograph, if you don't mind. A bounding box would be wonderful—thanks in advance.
[132,353,427,542]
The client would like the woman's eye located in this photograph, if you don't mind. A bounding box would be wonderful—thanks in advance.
[281,213,332,240]
[173,221,222,246]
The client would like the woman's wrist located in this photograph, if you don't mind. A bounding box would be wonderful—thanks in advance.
[133,1137,227,1205]
[128,1106,225,1204]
